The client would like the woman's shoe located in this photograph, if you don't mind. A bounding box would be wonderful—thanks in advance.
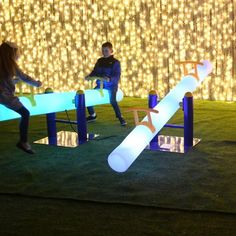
[16,142,35,154]
[118,117,127,126]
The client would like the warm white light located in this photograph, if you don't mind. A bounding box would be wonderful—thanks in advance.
[0,1,235,101]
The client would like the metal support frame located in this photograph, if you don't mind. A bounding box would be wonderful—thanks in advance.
[147,90,199,153]
[36,88,90,147]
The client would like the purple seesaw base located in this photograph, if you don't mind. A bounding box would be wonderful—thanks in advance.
[147,90,199,154]
[34,131,99,148]
[146,135,201,154]
[34,89,99,147]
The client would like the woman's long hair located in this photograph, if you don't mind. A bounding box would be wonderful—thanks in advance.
[0,42,19,81]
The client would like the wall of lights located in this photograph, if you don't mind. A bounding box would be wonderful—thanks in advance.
[0,0,235,100]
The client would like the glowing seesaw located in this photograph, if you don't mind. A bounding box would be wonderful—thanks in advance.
[108,60,213,173]
[0,87,124,122]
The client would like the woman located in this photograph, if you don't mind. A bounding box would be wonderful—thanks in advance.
[0,41,42,154]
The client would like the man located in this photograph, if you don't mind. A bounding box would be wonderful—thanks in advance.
[85,42,126,126]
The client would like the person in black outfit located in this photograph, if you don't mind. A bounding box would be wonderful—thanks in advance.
[85,42,126,126]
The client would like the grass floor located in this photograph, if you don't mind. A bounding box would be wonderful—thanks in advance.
[0,97,236,235]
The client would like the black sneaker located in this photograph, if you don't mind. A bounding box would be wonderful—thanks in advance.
[16,142,35,154]
[118,117,127,126]
[86,115,97,122]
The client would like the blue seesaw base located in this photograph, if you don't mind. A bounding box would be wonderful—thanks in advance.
[146,135,201,153]
[34,131,99,148]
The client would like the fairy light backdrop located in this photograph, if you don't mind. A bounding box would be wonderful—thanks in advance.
[0,0,235,101]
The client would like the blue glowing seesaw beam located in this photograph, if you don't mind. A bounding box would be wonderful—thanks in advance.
[0,88,124,121]
[108,60,213,173]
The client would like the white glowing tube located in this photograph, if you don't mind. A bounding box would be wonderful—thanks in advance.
[0,88,123,121]
[108,60,212,172]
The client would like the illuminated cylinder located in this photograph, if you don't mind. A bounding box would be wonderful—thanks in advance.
[0,88,124,121]
[108,60,212,173]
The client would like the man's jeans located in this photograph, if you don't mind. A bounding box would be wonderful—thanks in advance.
[87,87,122,118]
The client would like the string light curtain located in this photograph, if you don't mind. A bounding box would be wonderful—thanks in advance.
[0,0,235,100]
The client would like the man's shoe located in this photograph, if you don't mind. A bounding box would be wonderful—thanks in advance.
[86,115,97,122]
[119,117,127,126]
[16,142,35,154]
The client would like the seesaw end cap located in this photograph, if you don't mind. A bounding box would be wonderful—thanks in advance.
[185,92,193,97]
[45,87,53,93]
[76,90,84,95]
[149,90,157,95]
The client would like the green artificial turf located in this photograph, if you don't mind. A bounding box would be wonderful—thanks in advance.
[0,97,236,235]
[0,97,235,213]
[0,194,235,236]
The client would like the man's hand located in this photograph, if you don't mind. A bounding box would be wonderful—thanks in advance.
[36,80,42,87]
[12,78,20,85]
